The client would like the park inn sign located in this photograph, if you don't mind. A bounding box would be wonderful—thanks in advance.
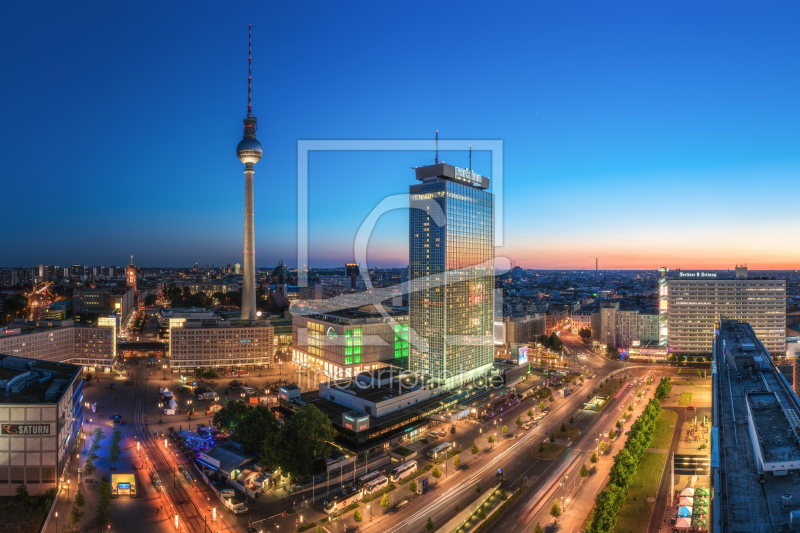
[1,424,51,435]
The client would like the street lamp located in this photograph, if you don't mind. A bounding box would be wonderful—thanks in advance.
[55,512,57,532]
[67,479,70,501]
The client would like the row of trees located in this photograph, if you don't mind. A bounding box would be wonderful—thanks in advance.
[538,333,563,351]
[82,427,105,477]
[654,376,672,401]
[577,327,591,340]
[589,399,662,533]
[667,354,707,363]
[212,401,336,479]
[0,294,28,326]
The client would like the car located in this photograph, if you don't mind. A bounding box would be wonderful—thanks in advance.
[450,426,456,434]
[686,406,695,411]
[232,506,248,515]
[514,432,523,438]
[420,438,430,444]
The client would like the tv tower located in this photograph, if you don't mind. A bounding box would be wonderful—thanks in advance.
[236,24,262,321]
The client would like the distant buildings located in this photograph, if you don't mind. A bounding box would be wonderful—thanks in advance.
[591,302,658,349]
[409,162,494,388]
[665,266,786,356]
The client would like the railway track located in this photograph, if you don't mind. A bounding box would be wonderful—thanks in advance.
[132,359,214,533]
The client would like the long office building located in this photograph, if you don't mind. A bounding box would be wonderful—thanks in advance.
[409,162,494,388]
[168,319,274,370]
[713,320,800,532]
[0,319,117,370]
[664,266,785,356]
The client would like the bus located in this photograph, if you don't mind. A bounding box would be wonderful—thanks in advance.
[426,442,452,461]
[388,460,417,483]
[363,476,389,494]
[356,470,383,488]
[323,487,364,514]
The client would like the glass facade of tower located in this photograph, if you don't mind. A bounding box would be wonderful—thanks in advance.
[409,178,494,387]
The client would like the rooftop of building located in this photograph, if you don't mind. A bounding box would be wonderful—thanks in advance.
[302,305,408,324]
[158,307,220,319]
[172,318,272,330]
[320,369,434,403]
[0,355,80,403]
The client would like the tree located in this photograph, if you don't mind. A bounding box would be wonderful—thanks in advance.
[380,493,391,513]
[560,423,567,433]
[487,434,495,445]
[453,455,462,468]
[677,368,683,376]
[212,400,250,433]
[454,505,459,513]
[580,464,589,478]
[608,429,617,439]
[502,425,509,436]
[471,444,479,457]
[83,373,93,383]
[144,294,157,306]
[534,523,545,533]
[686,355,695,363]
[570,415,574,424]
[499,488,508,500]
[628,403,633,412]
[519,474,525,485]
[432,466,442,483]
[515,416,523,429]
[408,479,417,493]
[74,490,86,508]
[695,369,702,378]
[590,451,599,464]
[599,441,608,453]
[549,500,562,522]
[538,441,545,453]
[548,395,555,403]
[538,401,545,411]
[236,405,279,455]
[353,509,363,525]
[316,527,324,533]
[261,404,335,478]
[549,433,555,443]
[476,483,482,494]
[426,517,435,532]
[69,504,83,528]
[527,409,534,419]
[615,420,622,430]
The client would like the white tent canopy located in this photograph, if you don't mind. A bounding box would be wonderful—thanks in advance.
[678,497,694,506]
[675,517,692,528]
[680,487,695,497]
[678,506,693,517]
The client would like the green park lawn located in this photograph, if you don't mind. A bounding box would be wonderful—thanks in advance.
[531,441,567,460]
[678,392,694,406]
[650,410,678,449]
[613,451,668,533]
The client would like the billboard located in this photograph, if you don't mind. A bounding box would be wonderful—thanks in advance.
[518,346,528,366]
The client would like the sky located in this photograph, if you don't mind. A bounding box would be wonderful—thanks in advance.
[1,1,799,270]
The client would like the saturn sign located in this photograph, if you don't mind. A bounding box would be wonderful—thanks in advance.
[1,424,51,435]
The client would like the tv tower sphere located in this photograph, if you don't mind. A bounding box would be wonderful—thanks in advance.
[237,137,262,164]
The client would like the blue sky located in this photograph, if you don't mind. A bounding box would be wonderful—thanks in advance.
[1,1,799,270]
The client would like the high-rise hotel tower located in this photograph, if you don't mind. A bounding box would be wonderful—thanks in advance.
[409,162,495,389]
[236,25,262,320]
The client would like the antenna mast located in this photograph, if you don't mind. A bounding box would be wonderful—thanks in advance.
[435,130,439,164]
[469,144,472,172]
[247,24,252,117]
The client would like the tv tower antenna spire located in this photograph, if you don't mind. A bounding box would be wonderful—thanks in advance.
[247,24,252,117]
[435,130,439,164]
[469,144,472,172]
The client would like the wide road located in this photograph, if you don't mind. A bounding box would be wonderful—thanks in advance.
[358,356,644,533]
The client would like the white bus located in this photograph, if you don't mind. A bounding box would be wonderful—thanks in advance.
[356,470,382,488]
[323,487,363,514]
[426,442,452,461]
[363,476,389,494]
[388,460,417,483]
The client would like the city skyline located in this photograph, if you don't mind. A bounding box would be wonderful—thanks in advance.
[2,2,800,270]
